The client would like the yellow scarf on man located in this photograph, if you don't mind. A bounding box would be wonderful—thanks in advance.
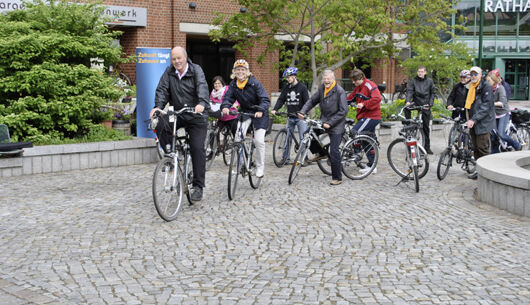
[465,79,480,109]
[237,78,249,90]
[324,81,336,98]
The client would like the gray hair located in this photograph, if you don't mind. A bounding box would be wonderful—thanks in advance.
[172,46,187,59]
[322,69,335,80]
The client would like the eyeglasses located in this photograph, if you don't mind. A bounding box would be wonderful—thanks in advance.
[470,72,479,76]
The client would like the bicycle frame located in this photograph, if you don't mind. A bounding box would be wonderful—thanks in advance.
[233,112,257,176]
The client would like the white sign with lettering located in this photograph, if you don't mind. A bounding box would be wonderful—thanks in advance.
[485,0,530,12]
[0,1,147,27]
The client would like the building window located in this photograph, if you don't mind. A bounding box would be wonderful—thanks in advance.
[497,12,518,36]
[520,12,530,35]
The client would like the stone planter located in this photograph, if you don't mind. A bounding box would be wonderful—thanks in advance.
[102,120,113,129]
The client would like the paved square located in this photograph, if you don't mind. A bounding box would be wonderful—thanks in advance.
[1,139,529,304]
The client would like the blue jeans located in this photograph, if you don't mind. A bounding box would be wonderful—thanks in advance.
[491,114,520,153]
[329,133,343,181]
[353,118,380,166]
[284,118,308,160]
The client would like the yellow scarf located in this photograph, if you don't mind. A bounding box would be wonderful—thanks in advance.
[237,78,249,90]
[465,79,480,109]
[324,81,336,98]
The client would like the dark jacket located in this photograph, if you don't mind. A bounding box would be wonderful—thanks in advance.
[300,83,348,134]
[467,77,496,135]
[447,82,468,109]
[406,76,436,107]
[273,81,309,116]
[154,58,210,123]
[221,76,271,130]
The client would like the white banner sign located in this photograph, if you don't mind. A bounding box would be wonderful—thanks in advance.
[0,1,147,27]
[485,0,530,12]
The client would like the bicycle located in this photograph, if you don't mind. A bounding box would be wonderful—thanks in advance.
[227,110,263,200]
[436,108,476,181]
[288,117,332,184]
[491,111,527,152]
[387,105,430,192]
[272,112,303,167]
[392,79,408,101]
[151,107,200,221]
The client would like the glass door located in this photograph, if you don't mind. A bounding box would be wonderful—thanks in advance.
[505,60,529,100]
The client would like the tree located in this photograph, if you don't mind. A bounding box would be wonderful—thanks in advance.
[0,0,127,143]
[400,42,473,102]
[210,0,458,93]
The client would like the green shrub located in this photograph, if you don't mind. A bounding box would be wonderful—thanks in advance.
[0,0,127,143]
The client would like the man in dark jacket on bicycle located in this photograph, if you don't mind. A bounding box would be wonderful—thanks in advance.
[405,65,436,155]
[150,46,210,201]
[447,69,470,119]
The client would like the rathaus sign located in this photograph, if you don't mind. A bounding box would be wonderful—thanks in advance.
[485,0,530,12]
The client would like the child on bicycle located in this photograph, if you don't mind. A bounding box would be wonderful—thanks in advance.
[221,59,270,178]
[271,67,310,164]
[346,69,382,173]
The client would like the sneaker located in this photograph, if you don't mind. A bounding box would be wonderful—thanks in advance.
[310,154,327,162]
[360,167,377,174]
[256,167,264,178]
[330,179,342,185]
[190,187,203,202]
[467,171,478,180]
[426,148,434,155]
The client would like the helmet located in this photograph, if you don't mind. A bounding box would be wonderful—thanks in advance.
[459,69,470,77]
[282,67,298,78]
[233,59,249,70]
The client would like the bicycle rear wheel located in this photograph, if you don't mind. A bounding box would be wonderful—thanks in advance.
[341,135,379,180]
[222,131,234,166]
[184,154,196,205]
[152,157,183,221]
[289,142,307,184]
[248,144,262,189]
[517,127,529,150]
[205,131,218,170]
[436,148,452,181]
[317,134,348,176]
[227,143,242,200]
[387,138,410,179]
[412,164,420,192]
[272,128,288,167]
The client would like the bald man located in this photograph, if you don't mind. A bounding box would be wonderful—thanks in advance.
[151,46,210,201]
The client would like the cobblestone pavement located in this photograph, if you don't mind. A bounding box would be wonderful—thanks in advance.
[0,135,529,304]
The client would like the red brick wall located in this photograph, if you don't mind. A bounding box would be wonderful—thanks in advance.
[372,58,408,94]
[102,0,279,94]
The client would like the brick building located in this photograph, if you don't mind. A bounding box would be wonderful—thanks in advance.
[100,0,409,96]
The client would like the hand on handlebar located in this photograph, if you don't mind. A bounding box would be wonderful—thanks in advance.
[221,108,230,116]
[297,112,305,120]
[150,108,161,119]
[195,104,205,114]
[323,123,331,129]
[254,112,263,118]
[271,110,277,116]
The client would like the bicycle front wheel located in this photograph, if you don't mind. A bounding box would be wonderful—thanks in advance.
[341,135,379,180]
[289,142,307,185]
[272,128,288,167]
[416,144,430,179]
[227,143,242,200]
[152,157,183,221]
[436,148,452,181]
[387,138,411,179]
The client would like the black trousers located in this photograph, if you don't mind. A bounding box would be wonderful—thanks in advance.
[404,108,431,150]
[157,115,207,189]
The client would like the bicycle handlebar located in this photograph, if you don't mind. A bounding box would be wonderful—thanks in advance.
[154,107,202,116]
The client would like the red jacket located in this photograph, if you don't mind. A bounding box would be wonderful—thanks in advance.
[346,79,382,120]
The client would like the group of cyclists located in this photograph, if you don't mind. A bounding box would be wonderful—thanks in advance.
[150,46,525,203]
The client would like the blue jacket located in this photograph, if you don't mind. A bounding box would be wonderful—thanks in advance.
[221,76,271,130]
